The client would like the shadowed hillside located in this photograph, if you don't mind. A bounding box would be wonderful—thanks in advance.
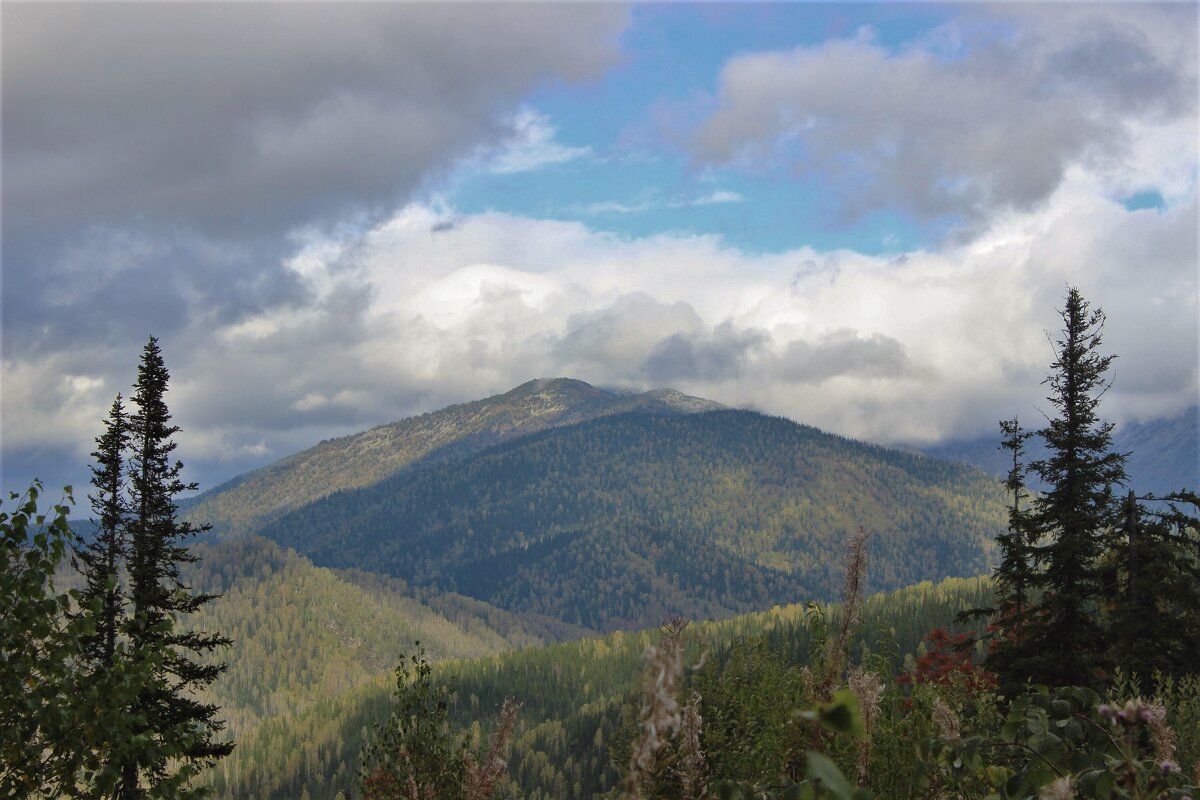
[255,409,1008,631]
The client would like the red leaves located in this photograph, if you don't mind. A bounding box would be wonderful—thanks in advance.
[897,628,996,695]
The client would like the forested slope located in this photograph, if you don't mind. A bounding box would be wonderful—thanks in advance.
[201,575,996,800]
[257,410,1008,630]
[175,535,579,741]
[184,378,721,536]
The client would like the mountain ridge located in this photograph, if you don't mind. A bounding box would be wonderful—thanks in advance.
[920,405,1199,494]
[186,378,723,536]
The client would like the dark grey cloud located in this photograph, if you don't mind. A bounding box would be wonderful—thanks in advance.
[776,329,916,385]
[690,4,1197,225]
[1,2,627,357]
[644,322,769,382]
[3,3,626,239]
[553,293,706,377]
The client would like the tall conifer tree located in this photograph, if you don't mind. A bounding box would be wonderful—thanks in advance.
[75,394,130,678]
[988,288,1127,691]
[993,417,1034,614]
[119,336,232,799]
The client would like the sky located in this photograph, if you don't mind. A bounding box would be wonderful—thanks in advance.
[2,2,1197,498]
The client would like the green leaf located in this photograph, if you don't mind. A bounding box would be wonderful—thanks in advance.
[806,751,859,800]
[820,689,866,739]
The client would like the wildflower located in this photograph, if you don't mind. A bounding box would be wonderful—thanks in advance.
[931,696,961,743]
[1039,776,1074,800]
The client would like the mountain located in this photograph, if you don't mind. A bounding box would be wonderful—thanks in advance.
[253,408,1010,632]
[921,405,1199,495]
[185,378,722,536]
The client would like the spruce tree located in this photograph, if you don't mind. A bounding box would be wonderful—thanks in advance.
[993,417,1035,614]
[120,336,232,799]
[1105,490,1200,681]
[988,288,1127,691]
[74,394,130,680]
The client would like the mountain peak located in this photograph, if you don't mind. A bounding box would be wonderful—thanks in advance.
[504,377,612,405]
[189,378,724,536]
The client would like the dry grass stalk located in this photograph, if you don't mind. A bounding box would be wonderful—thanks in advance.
[678,692,709,800]
[1039,776,1075,800]
[931,696,961,743]
[621,620,688,800]
[464,698,521,800]
[823,528,870,694]
[1144,702,1176,766]
[848,667,884,785]
[393,745,421,800]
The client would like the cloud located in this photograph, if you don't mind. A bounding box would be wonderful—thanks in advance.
[689,4,1197,225]
[576,188,744,215]
[486,108,592,174]
[3,4,626,239]
[1,3,628,358]
[694,190,744,206]
[775,330,917,385]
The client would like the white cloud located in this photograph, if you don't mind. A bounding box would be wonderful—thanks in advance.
[137,149,1189,462]
[575,188,744,215]
[3,4,1194,496]
[486,108,592,174]
[694,190,744,206]
[689,4,1197,226]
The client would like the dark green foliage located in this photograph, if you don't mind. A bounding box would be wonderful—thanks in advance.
[359,645,469,800]
[186,379,721,537]
[923,685,1200,799]
[988,289,1200,693]
[1025,290,1126,684]
[178,534,562,743]
[991,417,1034,617]
[1105,491,1200,680]
[1,483,86,796]
[74,394,131,678]
[693,639,811,785]
[258,410,1008,631]
[0,482,159,797]
[988,289,1127,691]
[710,690,873,800]
[198,576,997,800]
[115,337,233,797]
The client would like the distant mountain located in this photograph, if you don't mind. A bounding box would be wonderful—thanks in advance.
[921,406,1199,495]
[254,408,1009,632]
[185,378,723,536]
